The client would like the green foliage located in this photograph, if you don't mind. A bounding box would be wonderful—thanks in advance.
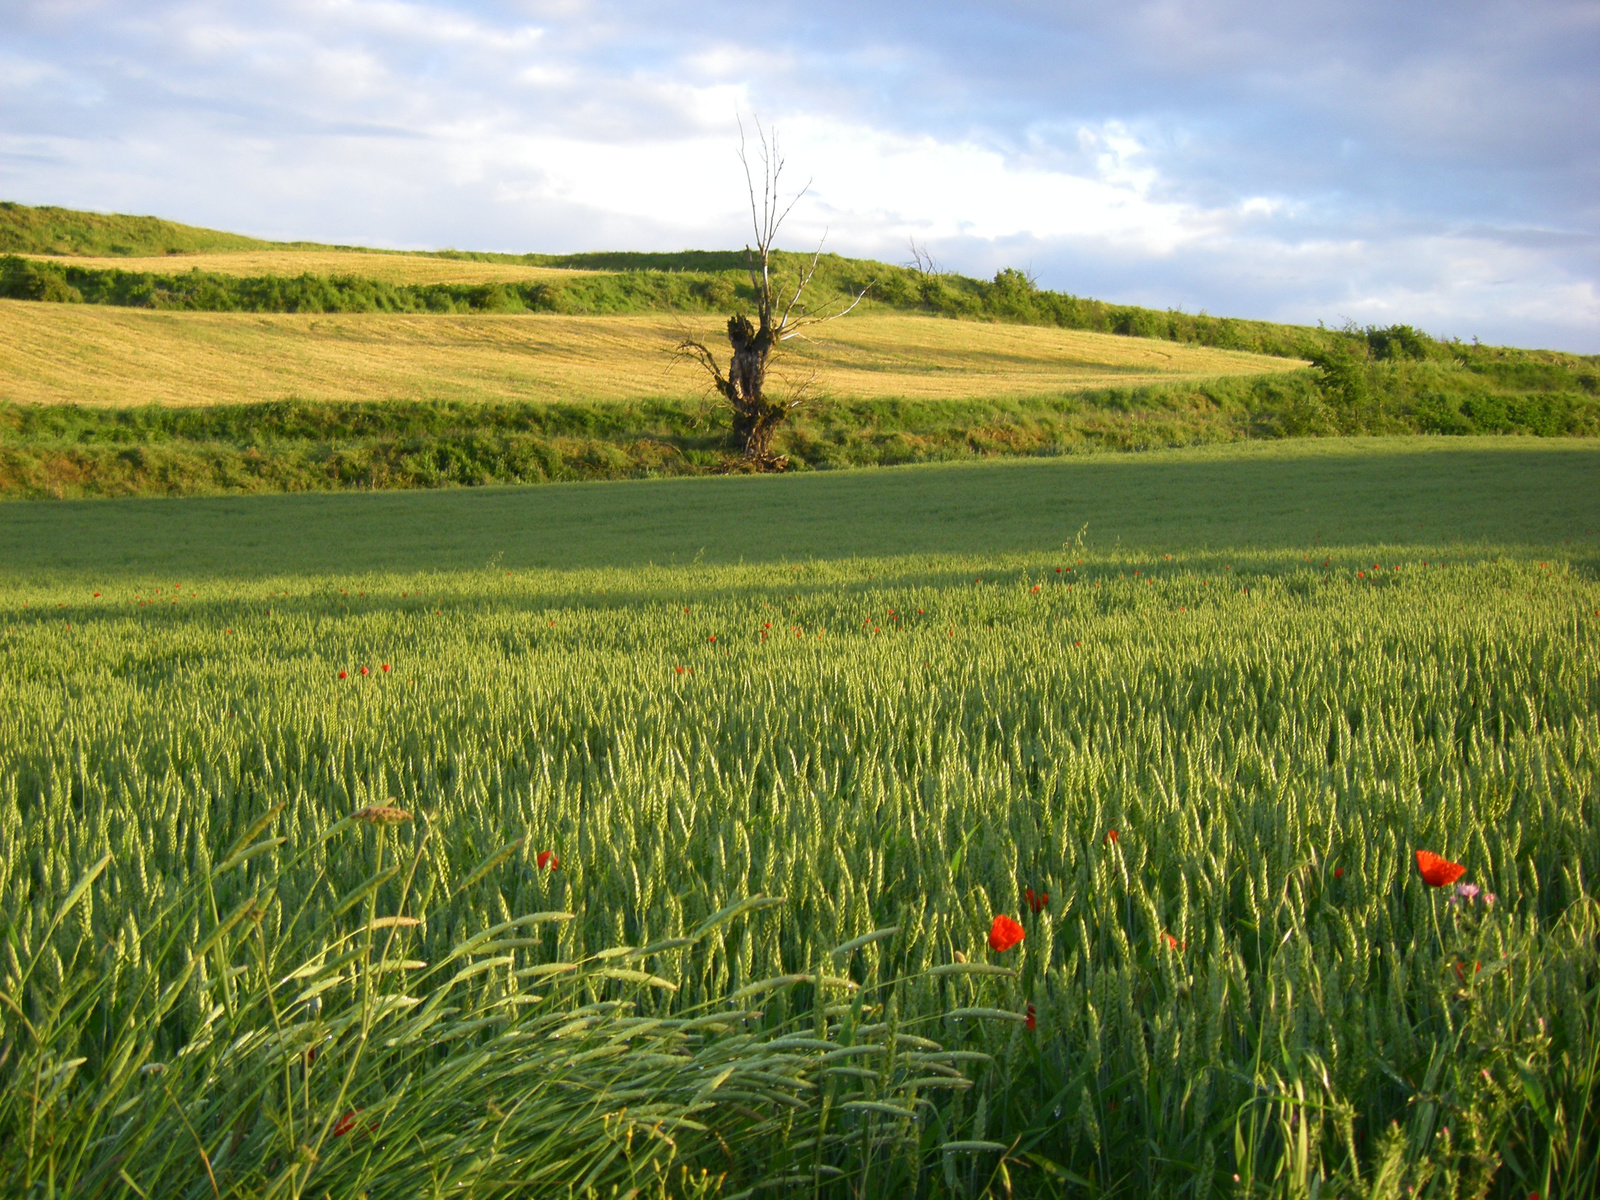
[1307,339,1373,432]
[0,254,751,316]
[1,532,1597,1196]
[1365,323,1436,362]
[1301,334,1600,438]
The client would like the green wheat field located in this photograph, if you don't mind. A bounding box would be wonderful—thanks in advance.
[3,439,1598,1198]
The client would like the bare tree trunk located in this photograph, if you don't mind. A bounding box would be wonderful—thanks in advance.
[725,314,788,468]
[677,121,868,473]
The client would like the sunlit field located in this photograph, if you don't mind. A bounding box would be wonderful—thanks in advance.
[3,444,1598,1198]
[0,301,1303,408]
[16,248,597,285]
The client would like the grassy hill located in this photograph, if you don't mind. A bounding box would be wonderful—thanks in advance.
[0,200,279,256]
[2,201,1597,498]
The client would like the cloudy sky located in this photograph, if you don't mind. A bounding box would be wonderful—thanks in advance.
[3,0,1597,350]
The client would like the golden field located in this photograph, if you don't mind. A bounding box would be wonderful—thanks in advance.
[0,302,1305,408]
[16,249,592,285]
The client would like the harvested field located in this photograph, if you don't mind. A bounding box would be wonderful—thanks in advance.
[0,302,1304,408]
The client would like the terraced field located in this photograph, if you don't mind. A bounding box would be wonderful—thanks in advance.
[0,302,1303,408]
[17,248,595,285]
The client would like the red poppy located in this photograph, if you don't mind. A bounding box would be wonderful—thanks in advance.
[1031,585,1040,593]
[1104,829,1119,844]
[1025,1003,1037,1032]
[764,622,771,628]
[709,636,716,643]
[1055,567,1061,573]
[359,666,369,676]
[675,665,685,674]
[381,663,390,672]
[1416,850,1466,888]
[332,1110,362,1137]
[1334,867,1344,879]
[93,592,100,597]
[1453,960,1482,984]
[537,850,559,870]
[1161,932,1179,951]
[1024,888,1049,914]
[338,671,347,679]
[988,915,1025,953]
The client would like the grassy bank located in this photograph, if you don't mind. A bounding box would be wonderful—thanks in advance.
[3,363,1597,499]
[3,444,1597,1196]
[0,200,277,255]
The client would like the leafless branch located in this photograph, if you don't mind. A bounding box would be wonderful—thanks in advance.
[777,280,870,341]
[906,239,941,277]
[783,368,820,410]
[675,334,735,404]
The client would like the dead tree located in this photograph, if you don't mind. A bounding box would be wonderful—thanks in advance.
[679,122,867,471]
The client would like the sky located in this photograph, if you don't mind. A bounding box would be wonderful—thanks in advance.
[3,0,1597,351]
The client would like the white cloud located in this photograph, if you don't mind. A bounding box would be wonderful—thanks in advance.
[0,0,1595,350]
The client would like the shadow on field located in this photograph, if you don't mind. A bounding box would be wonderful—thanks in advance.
[3,438,1597,579]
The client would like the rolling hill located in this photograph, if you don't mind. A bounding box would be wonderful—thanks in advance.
[1,201,1595,498]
